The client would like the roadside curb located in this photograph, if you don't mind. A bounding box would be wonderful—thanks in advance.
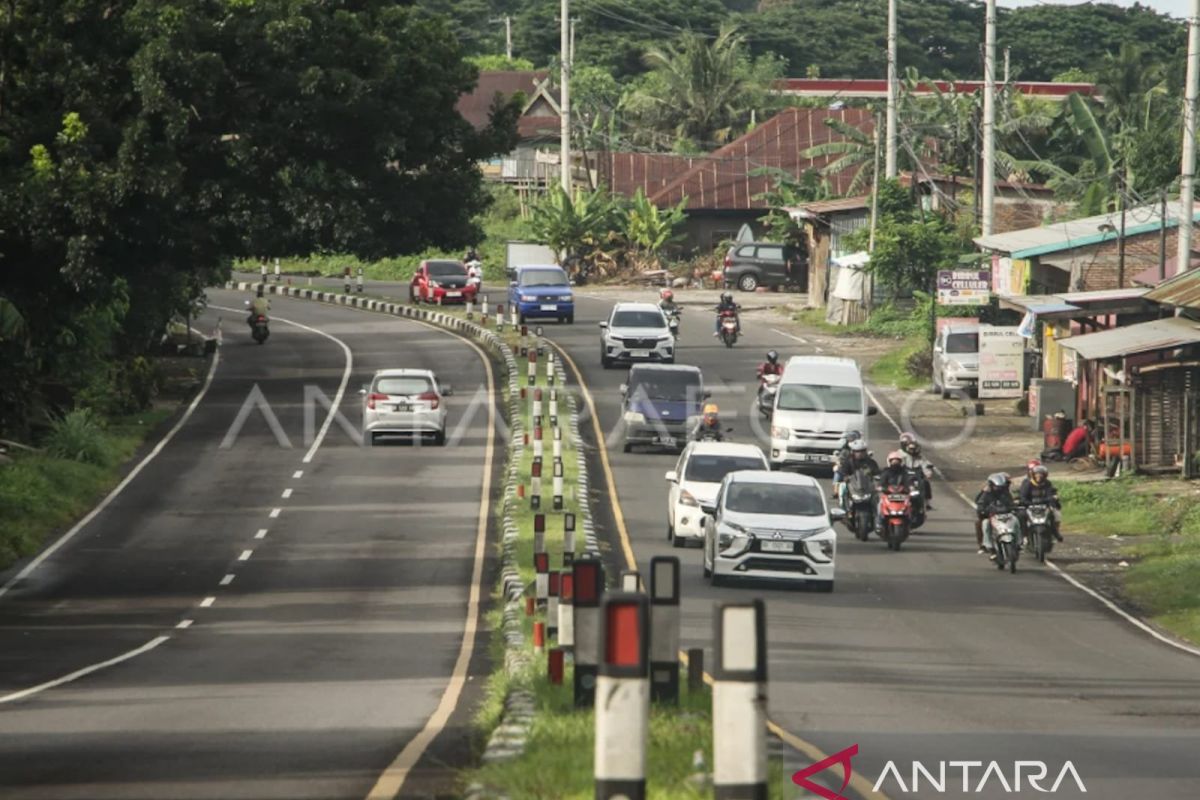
[223,281,601,789]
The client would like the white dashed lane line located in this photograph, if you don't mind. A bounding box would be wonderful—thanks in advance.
[175,620,193,630]
[255,529,268,540]
[293,470,304,479]
[269,508,281,519]
[199,597,216,608]
[220,574,235,586]
[238,550,253,562]
[281,488,293,499]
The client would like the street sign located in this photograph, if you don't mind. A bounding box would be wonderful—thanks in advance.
[979,325,1025,399]
[937,269,991,306]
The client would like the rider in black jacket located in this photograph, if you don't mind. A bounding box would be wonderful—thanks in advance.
[1018,465,1063,541]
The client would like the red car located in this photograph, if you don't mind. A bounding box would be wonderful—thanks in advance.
[409,260,477,305]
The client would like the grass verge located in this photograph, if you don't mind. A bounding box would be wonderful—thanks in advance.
[0,407,174,569]
[1058,477,1200,645]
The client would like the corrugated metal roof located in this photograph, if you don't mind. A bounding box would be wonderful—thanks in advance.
[1056,288,1149,303]
[1057,317,1200,360]
[594,152,700,199]
[1144,269,1200,309]
[786,196,871,217]
[974,201,1200,259]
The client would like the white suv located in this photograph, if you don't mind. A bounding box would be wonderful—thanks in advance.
[665,442,770,547]
[701,470,842,591]
[360,368,451,446]
[599,302,674,368]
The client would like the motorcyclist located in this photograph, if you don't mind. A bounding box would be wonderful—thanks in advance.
[756,349,783,380]
[830,429,864,497]
[247,285,270,329]
[1019,464,1063,542]
[658,288,680,316]
[875,450,910,534]
[975,472,1017,556]
[900,434,934,510]
[836,438,877,508]
[713,291,739,337]
[692,402,723,441]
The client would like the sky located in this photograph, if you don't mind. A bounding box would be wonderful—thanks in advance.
[997,0,1189,19]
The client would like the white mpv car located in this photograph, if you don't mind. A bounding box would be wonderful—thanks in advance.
[665,441,769,547]
[599,302,674,368]
[360,368,451,446]
[701,470,842,591]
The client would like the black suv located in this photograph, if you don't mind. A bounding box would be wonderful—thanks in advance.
[722,242,806,292]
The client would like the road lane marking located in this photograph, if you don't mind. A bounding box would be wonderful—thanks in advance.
[269,508,281,519]
[865,385,1200,659]
[238,550,252,562]
[772,326,824,353]
[281,488,293,499]
[255,528,268,539]
[200,597,215,608]
[0,349,222,599]
[366,320,498,800]
[176,620,193,630]
[220,574,235,585]
[553,340,891,800]
[0,636,170,705]
[293,470,304,479]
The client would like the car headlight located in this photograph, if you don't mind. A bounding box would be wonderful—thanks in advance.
[771,425,789,439]
[623,411,646,425]
[818,539,834,558]
[563,293,573,302]
[520,294,537,302]
[679,490,699,507]
[719,528,752,556]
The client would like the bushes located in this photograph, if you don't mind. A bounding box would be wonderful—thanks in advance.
[45,409,111,467]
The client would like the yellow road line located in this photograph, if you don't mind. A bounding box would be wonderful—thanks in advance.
[555,342,891,800]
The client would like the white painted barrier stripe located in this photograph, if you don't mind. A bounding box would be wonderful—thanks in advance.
[0,636,170,705]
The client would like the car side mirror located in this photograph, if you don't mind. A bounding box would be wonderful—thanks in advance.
[699,503,717,516]
[442,384,453,396]
[665,470,677,482]
[598,321,608,329]
[868,406,879,416]
[829,507,847,521]
[619,383,628,395]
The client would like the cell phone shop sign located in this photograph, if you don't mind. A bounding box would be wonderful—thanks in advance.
[979,325,1024,399]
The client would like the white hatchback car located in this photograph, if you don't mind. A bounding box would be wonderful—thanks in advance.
[701,470,842,591]
[360,368,451,446]
[665,441,769,547]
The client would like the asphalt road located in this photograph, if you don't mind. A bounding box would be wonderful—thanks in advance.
[550,295,1200,800]
[0,290,498,800]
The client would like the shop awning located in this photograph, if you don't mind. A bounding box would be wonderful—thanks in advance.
[998,289,1151,320]
[1057,317,1200,361]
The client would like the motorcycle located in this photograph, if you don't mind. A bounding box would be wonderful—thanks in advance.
[876,479,913,550]
[718,310,739,348]
[842,467,876,542]
[757,373,780,416]
[1023,502,1056,563]
[251,315,270,344]
[906,468,929,529]
[664,307,681,339]
[465,259,483,293]
[985,504,1022,573]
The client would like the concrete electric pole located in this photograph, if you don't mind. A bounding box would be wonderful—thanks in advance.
[982,0,997,236]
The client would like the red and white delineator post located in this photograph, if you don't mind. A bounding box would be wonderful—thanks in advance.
[572,556,604,708]
[480,295,489,320]
[713,599,768,800]
[527,348,537,386]
[563,512,576,565]
[530,459,542,510]
[519,324,529,356]
[533,423,544,462]
[621,569,641,593]
[649,556,681,705]
[549,388,559,426]
[545,348,556,385]
[558,572,574,650]
[531,387,543,421]
[534,551,549,608]
[552,459,564,511]
[594,592,650,800]
[546,570,560,638]
[510,305,519,329]
[552,424,562,460]
[533,512,545,555]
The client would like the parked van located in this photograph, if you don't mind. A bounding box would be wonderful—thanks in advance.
[768,356,876,470]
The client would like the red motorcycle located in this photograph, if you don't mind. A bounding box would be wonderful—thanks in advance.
[876,479,913,551]
[718,309,739,348]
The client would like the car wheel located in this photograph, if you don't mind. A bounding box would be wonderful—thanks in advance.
[737,273,759,292]
[433,430,446,446]
[702,540,712,578]
[518,313,526,325]
[601,353,613,369]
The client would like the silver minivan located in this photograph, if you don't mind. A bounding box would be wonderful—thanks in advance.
[932,324,980,398]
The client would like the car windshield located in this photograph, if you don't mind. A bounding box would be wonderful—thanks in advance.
[520,269,568,288]
[946,332,979,354]
[375,376,433,396]
[612,310,665,328]
[685,455,765,483]
[776,384,862,413]
[630,371,702,401]
[725,482,825,516]
[427,262,465,277]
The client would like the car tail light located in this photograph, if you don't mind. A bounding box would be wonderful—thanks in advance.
[418,390,440,409]
[723,254,732,269]
[366,392,388,410]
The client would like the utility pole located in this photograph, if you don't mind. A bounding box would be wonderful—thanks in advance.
[1180,0,1200,272]
[1003,47,1010,86]
[559,0,571,193]
[867,116,882,312]
[981,0,997,236]
[1160,190,1169,281]
[505,16,513,61]
[885,0,898,178]
[570,17,577,70]
[1117,175,1127,287]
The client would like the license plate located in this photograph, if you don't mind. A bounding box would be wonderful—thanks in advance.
[393,403,412,412]
[446,291,461,298]
[761,540,792,553]
[540,304,557,311]
[803,454,828,463]
[654,435,677,447]
[631,349,651,358]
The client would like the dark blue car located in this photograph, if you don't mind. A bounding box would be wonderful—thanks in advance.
[508,264,575,324]
[619,364,707,453]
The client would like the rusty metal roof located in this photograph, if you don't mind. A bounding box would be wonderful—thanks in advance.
[786,195,871,218]
[1144,268,1200,309]
[1057,317,1200,360]
[594,152,700,199]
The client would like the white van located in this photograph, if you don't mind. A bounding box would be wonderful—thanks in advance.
[768,356,877,470]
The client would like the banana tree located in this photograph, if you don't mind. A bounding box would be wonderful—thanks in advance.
[622,189,687,270]
[527,186,619,267]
